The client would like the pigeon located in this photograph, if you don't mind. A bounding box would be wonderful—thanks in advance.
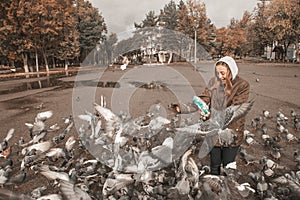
[141,137,174,171]
[0,188,31,200]
[35,103,44,110]
[277,111,288,124]
[284,129,297,142]
[294,117,300,131]
[291,109,298,118]
[261,123,268,135]
[176,101,254,135]
[276,122,285,133]
[263,110,271,119]
[21,140,52,155]
[261,156,286,175]
[248,171,262,182]
[251,117,263,130]
[36,110,53,122]
[240,148,259,165]
[37,194,63,200]
[244,130,257,146]
[257,175,268,199]
[218,128,237,146]
[46,148,67,161]
[270,148,281,160]
[6,169,26,186]
[235,182,255,198]
[174,149,198,195]
[39,165,70,182]
[0,168,9,186]
[102,173,134,196]
[0,128,14,154]
[0,146,11,159]
[31,186,47,199]
[199,181,220,200]
[60,180,92,200]
[25,111,53,138]
[201,175,223,195]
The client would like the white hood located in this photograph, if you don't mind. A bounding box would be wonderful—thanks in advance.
[215,56,238,80]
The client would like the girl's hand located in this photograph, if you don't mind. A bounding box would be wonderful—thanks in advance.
[199,109,210,120]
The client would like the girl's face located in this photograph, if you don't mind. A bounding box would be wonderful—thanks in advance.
[216,64,232,85]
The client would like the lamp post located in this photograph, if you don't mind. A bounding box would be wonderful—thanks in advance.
[193,18,199,64]
[194,28,197,63]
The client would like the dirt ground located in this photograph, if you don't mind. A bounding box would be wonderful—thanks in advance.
[0,61,299,199]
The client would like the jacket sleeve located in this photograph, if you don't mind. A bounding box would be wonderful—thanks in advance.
[232,80,250,105]
[198,87,211,106]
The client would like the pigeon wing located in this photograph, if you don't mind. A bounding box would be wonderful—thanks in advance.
[40,165,70,182]
[198,129,219,159]
[4,129,14,142]
[60,180,92,200]
[224,101,254,128]
[94,103,120,136]
[0,188,31,200]
[94,103,119,122]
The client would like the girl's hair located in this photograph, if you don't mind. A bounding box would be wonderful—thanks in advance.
[215,61,229,67]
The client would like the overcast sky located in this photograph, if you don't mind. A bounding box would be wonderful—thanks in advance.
[89,0,258,34]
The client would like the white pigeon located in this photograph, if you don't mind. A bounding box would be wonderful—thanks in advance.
[21,141,52,155]
[39,165,70,182]
[35,110,53,122]
[235,182,255,198]
[60,180,92,200]
[138,137,174,171]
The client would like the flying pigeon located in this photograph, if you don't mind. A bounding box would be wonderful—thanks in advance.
[60,180,92,200]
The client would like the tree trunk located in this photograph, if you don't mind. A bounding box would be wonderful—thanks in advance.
[52,57,56,69]
[22,53,29,78]
[65,59,69,76]
[296,37,299,62]
[168,52,173,64]
[35,48,40,77]
[42,48,50,74]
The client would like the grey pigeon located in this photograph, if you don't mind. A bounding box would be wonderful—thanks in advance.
[257,175,268,199]
[240,148,259,165]
[6,170,26,186]
[0,128,14,154]
[0,188,31,200]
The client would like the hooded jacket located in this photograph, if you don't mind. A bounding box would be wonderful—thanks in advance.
[199,56,250,147]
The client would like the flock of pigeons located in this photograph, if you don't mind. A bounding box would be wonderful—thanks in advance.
[0,97,299,200]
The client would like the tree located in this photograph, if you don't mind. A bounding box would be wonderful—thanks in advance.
[267,0,300,61]
[238,11,254,57]
[134,11,158,29]
[77,0,107,63]
[248,1,274,56]
[98,33,118,65]
[26,0,79,73]
[0,0,33,74]
[176,0,211,59]
[158,0,178,30]
[54,0,80,70]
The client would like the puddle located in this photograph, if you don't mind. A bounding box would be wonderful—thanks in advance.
[0,76,167,95]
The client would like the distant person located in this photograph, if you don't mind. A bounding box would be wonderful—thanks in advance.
[120,56,129,70]
[198,56,250,175]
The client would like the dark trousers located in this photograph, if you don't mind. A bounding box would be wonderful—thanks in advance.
[210,146,239,175]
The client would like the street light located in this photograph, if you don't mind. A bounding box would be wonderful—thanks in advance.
[194,28,197,63]
[194,19,198,63]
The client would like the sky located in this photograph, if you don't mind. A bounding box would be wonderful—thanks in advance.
[89,0,258,34]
